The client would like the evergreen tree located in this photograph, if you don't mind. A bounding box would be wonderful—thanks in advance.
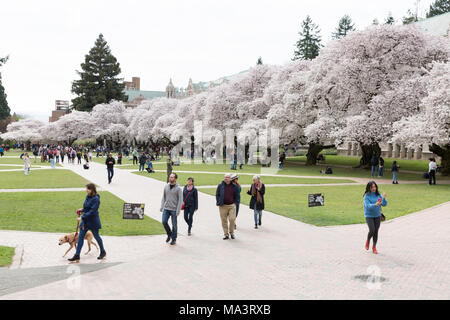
[293,15,322,60]
[332,14,356,39]
[426,0,450,17]
[71,34,127,112]
[384,12,396,25]
[0,55,11,120]
[257,57,263,65]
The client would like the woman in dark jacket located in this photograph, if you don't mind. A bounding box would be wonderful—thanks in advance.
[247,175,265,229]
[68,183,106,262]
[182,177,198,236]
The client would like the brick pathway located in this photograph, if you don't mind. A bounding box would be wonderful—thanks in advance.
[0,161,449,299]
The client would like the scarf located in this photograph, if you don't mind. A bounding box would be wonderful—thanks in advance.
[251,182,263,203]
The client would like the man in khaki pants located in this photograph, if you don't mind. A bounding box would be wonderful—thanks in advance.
[216,173,240,240]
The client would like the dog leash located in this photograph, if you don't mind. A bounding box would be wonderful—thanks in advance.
[70,210,82,245]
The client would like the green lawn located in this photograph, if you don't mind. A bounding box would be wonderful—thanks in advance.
[0,191,165,236]
[0,169,90,189]
[0,157,60,167]
[0,246,15,267]
[90,154,169,166]
[287,155,432,173]
[133,171,355,186]
[200,184,450,226]
[0,165,23,170]
[119,160,427,181]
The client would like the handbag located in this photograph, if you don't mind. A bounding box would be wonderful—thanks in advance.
[181,190,191,210]
[380,207,386,222]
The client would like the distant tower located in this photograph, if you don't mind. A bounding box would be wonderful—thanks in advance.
[166,79,176,98]
[186,78,194,96]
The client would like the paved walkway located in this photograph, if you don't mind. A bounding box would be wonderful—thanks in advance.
[0,161,449,299]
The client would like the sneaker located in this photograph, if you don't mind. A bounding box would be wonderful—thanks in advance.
[230,234,235,239]
[166,236,171,243]
[258,220,261,226]
[223,235,229,240]
[68,254,80,262]
[255,225,258,229]
[170,240,176,245]
[97,251,106,260]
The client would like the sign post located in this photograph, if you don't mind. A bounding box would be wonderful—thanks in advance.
[308,194,324,207]
[123,203,145,220]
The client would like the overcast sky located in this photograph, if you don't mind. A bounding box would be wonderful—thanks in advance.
[0,0,433,121]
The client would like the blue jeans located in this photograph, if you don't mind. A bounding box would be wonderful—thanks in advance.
[379,166,383,176]
[371,166,378,177]
[162,209,178,240]
[75,226,105,256]
[393,171,398,183]
[254,208,262,225]
[183,206,195,232]
[107,167,114,183]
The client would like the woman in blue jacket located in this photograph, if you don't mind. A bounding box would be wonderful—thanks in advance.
[363,181,387,254]
[68,183,106,262]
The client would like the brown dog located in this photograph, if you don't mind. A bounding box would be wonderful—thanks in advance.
[59,231,99,257]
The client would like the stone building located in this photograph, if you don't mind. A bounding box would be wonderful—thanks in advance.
[123,76,165,108]
[49,100,69,122]
[165,70,247,99]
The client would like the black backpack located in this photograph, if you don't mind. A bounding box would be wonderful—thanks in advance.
[325,167,333,174]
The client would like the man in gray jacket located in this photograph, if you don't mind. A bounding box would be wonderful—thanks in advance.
[160,173,183,245]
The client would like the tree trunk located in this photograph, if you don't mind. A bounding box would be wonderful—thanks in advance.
[358,143,381,168]
[429,143,450,176]
[305,143,334,165]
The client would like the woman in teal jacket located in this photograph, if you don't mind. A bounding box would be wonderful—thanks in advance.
[363,181,387,254]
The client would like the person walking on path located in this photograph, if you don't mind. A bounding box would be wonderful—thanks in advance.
[139,152,146,172]
[22,153,31,175]
[231,173,241,230]
[370,155,379,178]
[428,158,437,185]
[391,161,399,184]
[160,173,183,245]
[166,157,173,183]
[132,149,138,165]
[182,177,198,236]
[247,175,265,229]
[105,153,116,184]
[68,183,107,262]
[216,173,240,240]
[363,181,387,254]
[49,152,56,168]
[378,156,384,177]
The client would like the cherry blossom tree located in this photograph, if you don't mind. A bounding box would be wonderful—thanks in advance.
[1,118,45,149]
[392,62,450,175]
[304,24,449,166]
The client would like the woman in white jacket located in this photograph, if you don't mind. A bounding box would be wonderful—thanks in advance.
[23,153,31,175]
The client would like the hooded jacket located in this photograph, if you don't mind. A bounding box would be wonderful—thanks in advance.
[81,194,102,230]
